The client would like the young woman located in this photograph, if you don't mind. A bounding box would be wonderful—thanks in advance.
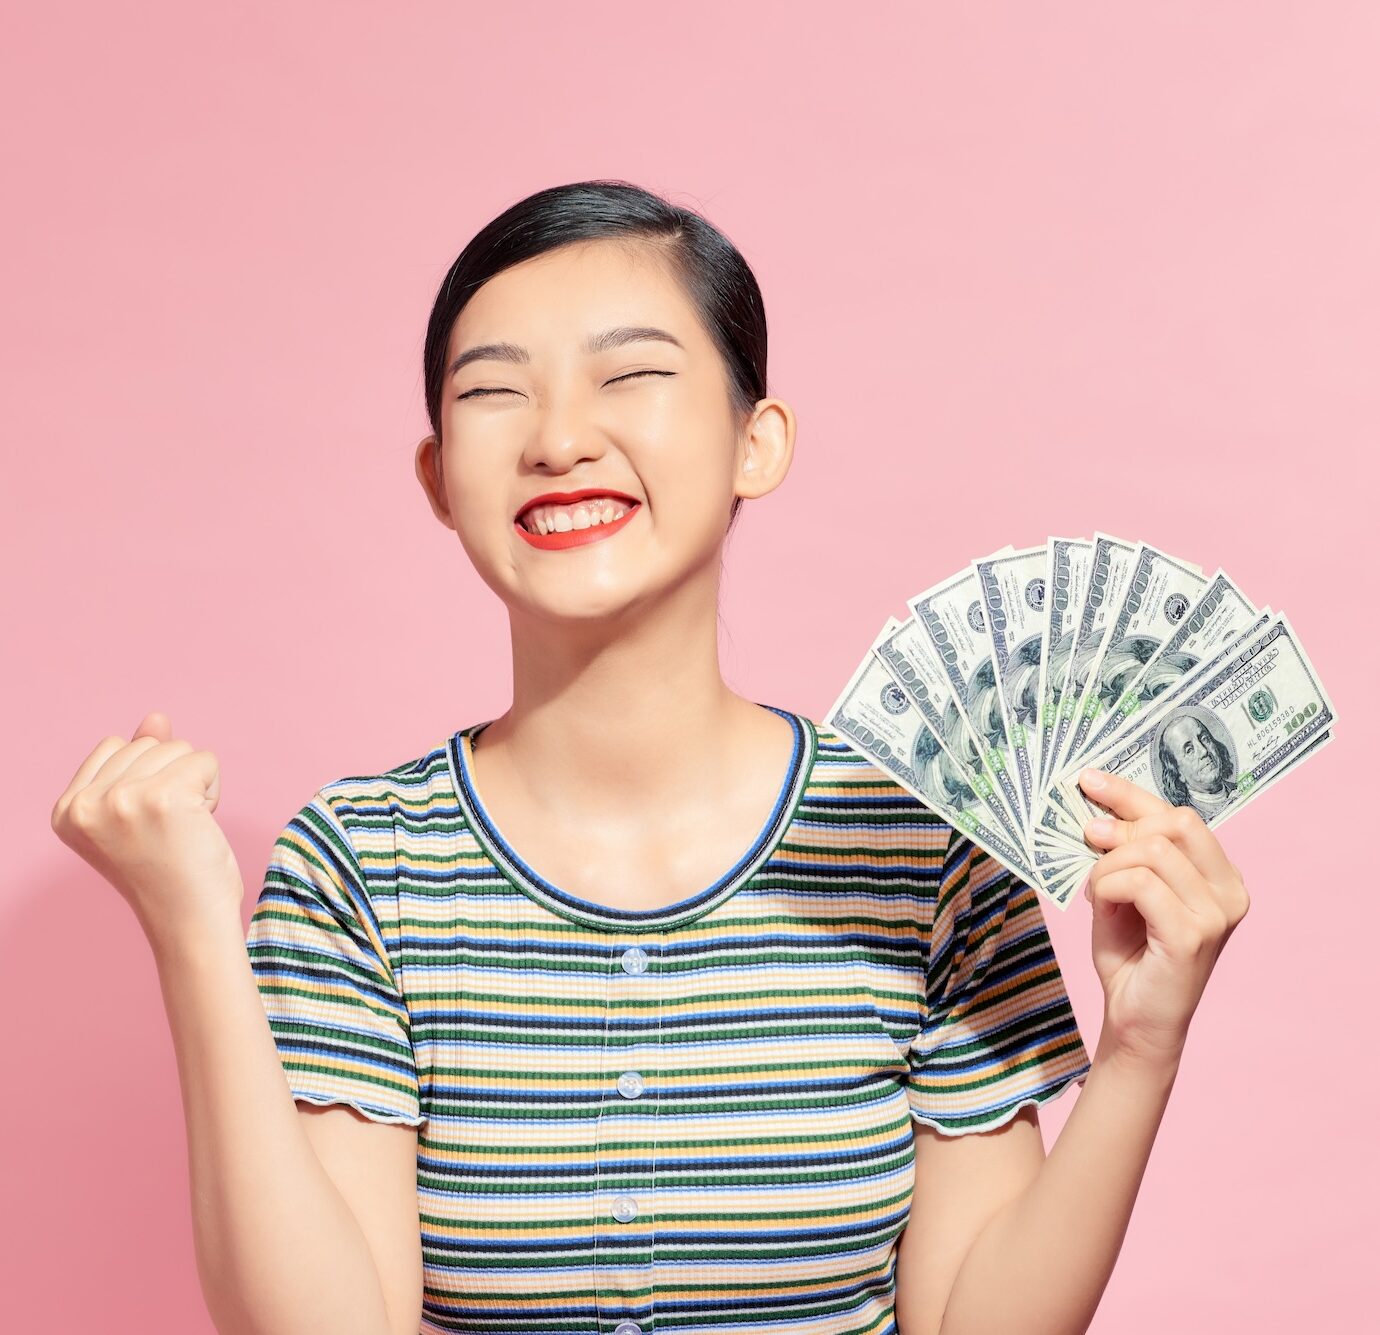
[53,179,1249,1335]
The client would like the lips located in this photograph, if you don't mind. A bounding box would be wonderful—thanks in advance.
[514,487,641,524]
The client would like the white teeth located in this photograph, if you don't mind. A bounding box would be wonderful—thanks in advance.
[521,498,634,535]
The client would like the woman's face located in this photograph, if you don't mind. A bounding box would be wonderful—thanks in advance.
[416,238,792,626]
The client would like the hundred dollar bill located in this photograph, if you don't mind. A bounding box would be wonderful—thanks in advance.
[873,616,1027,850]
[907,566,1028,834]
[1075,570,1259,761]
[1052,608,1275,796]
[826,617,1040,887]
[1044,533,1140,788]
[1058,543,1209,778]
[1035,538,1094,796]
[975,544,1048,839]
[1054,614,1337,836]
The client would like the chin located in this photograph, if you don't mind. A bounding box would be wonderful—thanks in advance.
[520,579,658,625]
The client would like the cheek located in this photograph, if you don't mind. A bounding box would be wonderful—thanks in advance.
[641,427,739,511]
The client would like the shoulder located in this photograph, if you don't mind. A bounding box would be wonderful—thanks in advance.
[311,729,466,861]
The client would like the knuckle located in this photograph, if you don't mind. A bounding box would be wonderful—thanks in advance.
[106,785,141,822]
[1172,807,1201,838]
[1147,833,1175,861]
[67,789,99,829]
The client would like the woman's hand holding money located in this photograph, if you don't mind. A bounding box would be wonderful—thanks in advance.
[1078,765,1250,1073]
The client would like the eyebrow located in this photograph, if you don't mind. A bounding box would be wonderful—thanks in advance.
[446,325,686,381]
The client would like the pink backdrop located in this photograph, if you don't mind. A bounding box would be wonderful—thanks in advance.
[4,2,1374,1330]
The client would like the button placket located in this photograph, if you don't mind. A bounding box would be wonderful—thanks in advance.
[595,938,661,1333]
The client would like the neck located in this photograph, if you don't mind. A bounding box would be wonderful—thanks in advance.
[474,566,766,814]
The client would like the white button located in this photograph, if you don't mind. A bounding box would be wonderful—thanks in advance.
[616,1070,645,1099]
[612,1194,639,1223]
[613,1323,642,1335]
[620,946,649,974]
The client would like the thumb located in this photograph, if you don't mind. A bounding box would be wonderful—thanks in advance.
[133,710,172,743]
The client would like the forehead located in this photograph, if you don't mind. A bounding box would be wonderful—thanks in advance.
[447,238,699,355]
[1164,716,1207,745]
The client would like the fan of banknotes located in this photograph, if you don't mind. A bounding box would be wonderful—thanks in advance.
[825,533,1338,910]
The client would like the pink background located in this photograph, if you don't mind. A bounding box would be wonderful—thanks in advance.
[4,2,1374,1330]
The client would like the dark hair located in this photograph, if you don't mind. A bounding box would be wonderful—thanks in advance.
[422,179,769,534]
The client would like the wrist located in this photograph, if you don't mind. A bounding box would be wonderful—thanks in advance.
[146,900,247,975]
[1093,1034,1184,1090]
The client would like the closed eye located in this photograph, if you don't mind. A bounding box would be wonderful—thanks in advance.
[457,369,674,401]
[610,369,675,386]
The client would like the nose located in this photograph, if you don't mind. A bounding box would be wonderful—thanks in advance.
[521,390,610,474]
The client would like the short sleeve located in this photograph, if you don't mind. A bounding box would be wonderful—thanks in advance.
[907,824,1092,1135]
[244,791,425,1127]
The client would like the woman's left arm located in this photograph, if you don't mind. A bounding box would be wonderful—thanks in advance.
[932,765,1252,1335]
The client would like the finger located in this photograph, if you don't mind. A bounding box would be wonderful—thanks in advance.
[158,749,224,811]
[86,735,166,795]
[119,737,196,784]
[1078,766,1175,822]
[52,735,134,824]
[1092,865,1202,950]
[1083,801,1235,885]
[1089,831,1220,918]
[132,711,173,744]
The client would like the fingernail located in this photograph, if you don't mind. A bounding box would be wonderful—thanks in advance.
[1086,817,1115,840]
[1080,768,1107,790]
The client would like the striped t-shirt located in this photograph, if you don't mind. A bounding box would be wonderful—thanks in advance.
[245,704,1091,1335]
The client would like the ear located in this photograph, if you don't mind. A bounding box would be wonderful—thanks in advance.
[414,434,456,529]
[735,398,795,502]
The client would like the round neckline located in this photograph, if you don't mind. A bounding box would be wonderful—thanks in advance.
[445,704,817,932]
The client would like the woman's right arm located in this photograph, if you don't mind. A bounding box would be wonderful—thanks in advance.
[151,907,420,1335]
[52,715,419,1335]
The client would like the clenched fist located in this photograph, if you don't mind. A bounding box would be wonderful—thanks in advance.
[51,711,244,952]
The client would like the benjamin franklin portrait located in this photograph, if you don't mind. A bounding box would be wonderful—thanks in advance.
[1149,707,1239,819]
[1132,649,1200,707]
[965,656,1008,752]
[912,724,978,814]
[1092,634,1161,713]
[1045,630,1074,714]
[1001,634,1043,730]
